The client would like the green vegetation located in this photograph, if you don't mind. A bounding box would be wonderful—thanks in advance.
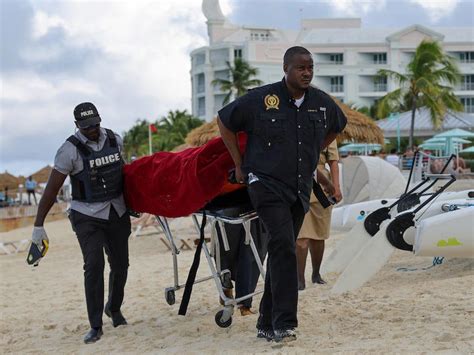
[377,40,463,148]
[212,58,263,105]
[122,110,204,160]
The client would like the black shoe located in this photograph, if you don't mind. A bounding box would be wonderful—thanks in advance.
[256,328,274,341]
[84,327,103,344]
[105,306,128,327]
[274,328,297,343]
[312,272,326,284]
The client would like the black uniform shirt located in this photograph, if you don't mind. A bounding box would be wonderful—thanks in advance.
[218,78,347,212]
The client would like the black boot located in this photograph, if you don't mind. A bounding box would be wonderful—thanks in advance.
[84,327,103,344]
[105,304,128,327]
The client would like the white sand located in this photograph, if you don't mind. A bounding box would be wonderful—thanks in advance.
[1,217,473,354]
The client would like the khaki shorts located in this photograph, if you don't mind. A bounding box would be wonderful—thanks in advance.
[298,191,332,240]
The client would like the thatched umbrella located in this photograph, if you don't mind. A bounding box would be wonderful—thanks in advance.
[185,99,384,147]
[32,165,53,183]
[0,172,21,190]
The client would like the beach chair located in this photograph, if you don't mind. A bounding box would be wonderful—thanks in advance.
[131,213,194,250]
[0,239,30,255]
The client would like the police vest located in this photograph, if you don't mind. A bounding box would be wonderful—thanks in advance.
[67,129,124,202]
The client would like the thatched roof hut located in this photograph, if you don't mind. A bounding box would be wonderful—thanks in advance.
[185,99,384,147]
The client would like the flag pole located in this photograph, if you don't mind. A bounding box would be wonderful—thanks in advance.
[148,124,152,155]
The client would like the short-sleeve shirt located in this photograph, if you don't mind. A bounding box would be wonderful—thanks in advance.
[218,78,347,212]
[25,179,37,190]
[318,139,339,167]
[54,127,127,220]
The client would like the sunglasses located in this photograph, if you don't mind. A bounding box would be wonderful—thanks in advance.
[81,123,100,130]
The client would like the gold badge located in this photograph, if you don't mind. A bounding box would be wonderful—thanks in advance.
[264,94,280,110]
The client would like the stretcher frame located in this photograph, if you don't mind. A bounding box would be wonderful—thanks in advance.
[157,208,266,327]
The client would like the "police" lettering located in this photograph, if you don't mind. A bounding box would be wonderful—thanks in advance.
[89,153,121,168]
[81,110,94,117]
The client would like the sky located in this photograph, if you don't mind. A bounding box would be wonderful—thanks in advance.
[1,0,473,176]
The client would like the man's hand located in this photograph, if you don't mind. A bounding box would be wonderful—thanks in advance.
[321,179,335,196]
[32,226,49,246]
[333,186,342,203]
[315,169,335,196]
[235,166,245,184]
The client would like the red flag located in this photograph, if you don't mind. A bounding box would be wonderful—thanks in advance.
[149,123,157,134]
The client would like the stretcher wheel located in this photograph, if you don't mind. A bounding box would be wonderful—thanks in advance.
[165,288,175,305]
[215,309,232,328]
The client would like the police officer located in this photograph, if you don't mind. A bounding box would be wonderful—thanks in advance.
[31,102,131,344]
[217,46,347,342]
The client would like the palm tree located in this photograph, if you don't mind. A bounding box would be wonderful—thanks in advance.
[377,40,463,148]
[122,119,149,159]
[212,58,263,105]
[158,110,204,148]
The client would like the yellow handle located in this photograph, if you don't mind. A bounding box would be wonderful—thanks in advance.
[42,240,49,256]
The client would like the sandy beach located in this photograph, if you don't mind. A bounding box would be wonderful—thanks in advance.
[1,215,473,354]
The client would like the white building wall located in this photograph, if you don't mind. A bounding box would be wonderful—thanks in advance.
[192,4,474,120]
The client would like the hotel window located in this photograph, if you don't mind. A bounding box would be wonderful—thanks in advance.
[330,76,344,92]
[330,54,343,64]
[234,49,242,59]
[196,73,205,93]
[197,97,206,116]
[373,76,387,91]
[461,75,474,91]
[373,53,387,64]
[250,31,271,41]
[459,52,474,63]
[194,53,205,66]
[460,97,474,113]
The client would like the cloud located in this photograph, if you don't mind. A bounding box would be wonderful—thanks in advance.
[408,0,460,22]
[329,0,387,17]
[1,0,209,175]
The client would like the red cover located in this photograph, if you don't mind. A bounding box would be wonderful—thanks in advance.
[123,134,247,217]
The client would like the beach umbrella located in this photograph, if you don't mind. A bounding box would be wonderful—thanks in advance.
[423,137,471,144]
[31,165,53,183]
[459,146,474,153]
[433,128,474,138]
[0,172,21,190]
[339,143,381,154]
[433,128,474,155]
[185,98,384,147]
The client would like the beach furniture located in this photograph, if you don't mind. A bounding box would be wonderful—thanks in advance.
[0,239,30,255]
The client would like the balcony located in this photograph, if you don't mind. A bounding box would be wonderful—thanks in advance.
[373,83,387,92]
[460,82,474,91]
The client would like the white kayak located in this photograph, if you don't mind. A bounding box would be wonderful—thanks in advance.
[331,198,473,294]
[323,190,473,276]
[414,207,474,258]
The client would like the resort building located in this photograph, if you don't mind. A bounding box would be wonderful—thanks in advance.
[191,0,474,121]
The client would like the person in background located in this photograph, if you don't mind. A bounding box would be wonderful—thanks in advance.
[296,140,341,289]
[385,148,400,167]
[30,102,131,344]
[25,176,38,205]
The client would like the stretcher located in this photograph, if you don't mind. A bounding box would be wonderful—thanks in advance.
[157,188,266,327]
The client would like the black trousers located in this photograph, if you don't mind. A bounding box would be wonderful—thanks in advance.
[247,182,305,331]
[69,207,131,328]
[216,220,268,308]
[27,190,37,205]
